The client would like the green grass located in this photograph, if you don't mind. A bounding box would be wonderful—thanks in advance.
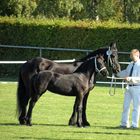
[0,83,140,140]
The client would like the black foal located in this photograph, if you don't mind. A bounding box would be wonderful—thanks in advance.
[26,55,108,127]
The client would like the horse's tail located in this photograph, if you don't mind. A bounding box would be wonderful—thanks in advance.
[16,69,26,118]
[31,74,38,95]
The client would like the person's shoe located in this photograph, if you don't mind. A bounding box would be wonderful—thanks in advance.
[119,125,128,129]
[130,126,138,130]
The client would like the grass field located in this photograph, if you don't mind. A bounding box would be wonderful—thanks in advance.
[0,83,140,140]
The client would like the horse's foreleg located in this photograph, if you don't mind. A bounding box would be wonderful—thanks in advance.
[26,95,39,126]
[69,97,78,126]
[77,95,84,127]
[82,92,90,126]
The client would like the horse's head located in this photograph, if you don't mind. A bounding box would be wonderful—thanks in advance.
[95,55,109,77]
[106,42,121,74]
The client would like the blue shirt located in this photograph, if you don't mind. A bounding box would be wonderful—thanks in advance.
[117,59,140,84]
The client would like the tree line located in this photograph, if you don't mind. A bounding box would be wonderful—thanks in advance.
[0,0,140,23]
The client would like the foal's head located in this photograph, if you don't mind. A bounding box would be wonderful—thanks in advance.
[95,55,109,77]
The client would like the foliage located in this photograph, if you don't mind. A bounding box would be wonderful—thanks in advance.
[0,0,140,22]
[126,0,140,23]
[0,0,37,17]
[35,0,84,19]
[0,17,140,78]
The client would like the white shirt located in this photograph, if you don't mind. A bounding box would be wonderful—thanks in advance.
[117,59,140,84]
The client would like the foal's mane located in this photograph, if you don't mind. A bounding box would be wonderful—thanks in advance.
[74,57,96,73]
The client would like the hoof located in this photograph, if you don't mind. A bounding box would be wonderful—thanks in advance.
[69,122,77,126]
[83,121,90,127]
[26,119,32,126]
[69,121,77,126]
[26,123,32,126]
[77,123,84,128]
[19,119,26,125]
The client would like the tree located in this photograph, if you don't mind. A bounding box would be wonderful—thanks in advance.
[0,0,37,17]
[35,0,83,18]
[127,0,140,23]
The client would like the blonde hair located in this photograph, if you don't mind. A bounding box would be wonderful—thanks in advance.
[130,49,140,59]
[130,49,139,55]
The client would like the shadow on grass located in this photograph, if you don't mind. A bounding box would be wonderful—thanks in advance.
[0,122,19,126]
[60,129,140,136]
[33,123,68,127]
[17,137,78,140]
[93,125,140,130]
[0,122,67,127]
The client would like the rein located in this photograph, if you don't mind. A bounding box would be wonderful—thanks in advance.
[106,47,117,96]
[107,74,125,96]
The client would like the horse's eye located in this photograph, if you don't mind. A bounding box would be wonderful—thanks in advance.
[111,55,115,58]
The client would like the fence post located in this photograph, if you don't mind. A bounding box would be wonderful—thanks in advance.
[39,49,42,57]
[86,51,89,55]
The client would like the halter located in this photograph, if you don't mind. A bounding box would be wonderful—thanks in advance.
[94,57,106,73]
[106,46,113,67]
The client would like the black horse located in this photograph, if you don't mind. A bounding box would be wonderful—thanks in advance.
[26,55,109,127]
[17,42,121,125]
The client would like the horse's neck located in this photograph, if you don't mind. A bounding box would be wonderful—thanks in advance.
[74,59,96,79]
[79,48,108,61]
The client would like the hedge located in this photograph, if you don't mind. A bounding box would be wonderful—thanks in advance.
[0,17,140,79]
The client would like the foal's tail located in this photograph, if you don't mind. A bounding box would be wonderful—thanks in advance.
[16,69,26,118]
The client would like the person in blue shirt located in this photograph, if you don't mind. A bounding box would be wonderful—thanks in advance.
[117,49,140,129]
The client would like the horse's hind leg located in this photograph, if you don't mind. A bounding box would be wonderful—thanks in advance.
[19,94,30,125]
[26,95,40,126]
[69,97,78,126]
[82,92,90,126]
[17,81,30,125]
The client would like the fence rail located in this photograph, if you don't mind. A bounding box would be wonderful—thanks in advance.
[0,44,130,56]
[0,44,130,86]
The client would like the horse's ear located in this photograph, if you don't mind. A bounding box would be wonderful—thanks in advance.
[110,42,117,49]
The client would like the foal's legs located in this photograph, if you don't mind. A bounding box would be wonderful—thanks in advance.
[69,97,78,126]
[82,92,90,126]
[69,93,90,127]
[77,94,84,127]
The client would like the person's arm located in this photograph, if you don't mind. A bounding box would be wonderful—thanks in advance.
[117,69,127,78]
[125,64,140,84]
[126,77,140,84]
[117,64,130,78]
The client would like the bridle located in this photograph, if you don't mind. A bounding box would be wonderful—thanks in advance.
[94,57,106,73]
[106,47,118,96]
[106,46,114,68]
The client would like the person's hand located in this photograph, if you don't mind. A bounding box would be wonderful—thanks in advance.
[125,77,129,82]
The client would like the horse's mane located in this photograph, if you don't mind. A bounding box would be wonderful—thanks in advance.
[77,47,108,62]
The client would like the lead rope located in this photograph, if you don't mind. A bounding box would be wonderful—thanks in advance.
[109,74,116,96]
[108,74,126,96]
